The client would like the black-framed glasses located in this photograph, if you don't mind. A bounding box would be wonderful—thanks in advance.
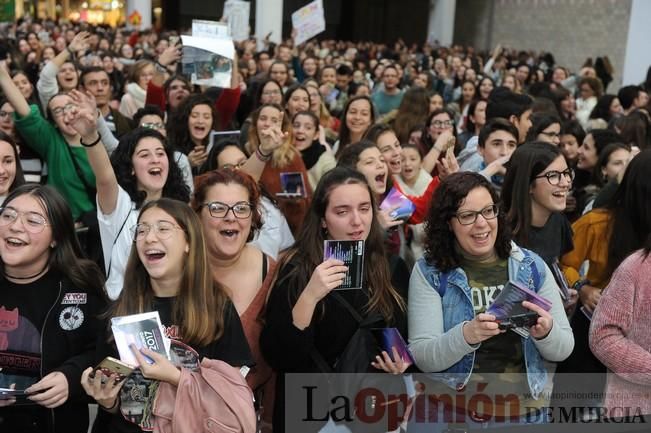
[431,119,454,129]
[534,168,574,185]
[0,207,50,234]
[203,201,253,219]
[539,131,561,140]
[455,204,499,226]
[0,110,14,118]
[131,221,184,242]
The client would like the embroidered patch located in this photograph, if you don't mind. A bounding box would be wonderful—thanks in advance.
[61,293,87,305]
[59,306,84,331]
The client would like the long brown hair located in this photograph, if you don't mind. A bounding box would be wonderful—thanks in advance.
[274,167,405,320]
[246,103,297,168]
[112,198,228,346]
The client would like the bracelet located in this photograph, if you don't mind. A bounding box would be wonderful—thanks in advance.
[572,279,590,292]
[80,134,101,148]
[100,396,119,411]
[155,61,168,73]
[256,147,272,161]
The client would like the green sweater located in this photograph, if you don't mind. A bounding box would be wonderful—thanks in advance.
[14,105,96,220]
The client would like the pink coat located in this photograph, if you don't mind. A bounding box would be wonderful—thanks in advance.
[589,250,651,415]
[152,358,257,433]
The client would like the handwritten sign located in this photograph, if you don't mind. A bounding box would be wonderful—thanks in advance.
[291,0,325,46]
[192,19,230,39]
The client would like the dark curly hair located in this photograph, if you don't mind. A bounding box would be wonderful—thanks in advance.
[191,169,263,242]
[111,128,191,209]
[423,172,512,272]
[167,93,218,155]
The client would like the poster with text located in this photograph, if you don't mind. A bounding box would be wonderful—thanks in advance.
[291,0,325,46]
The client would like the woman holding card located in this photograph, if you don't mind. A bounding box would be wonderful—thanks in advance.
[81,198,254,433]
[245,103,312,235]
[408,172,573,427]
[261,167,409,432]
[0,184,107,433]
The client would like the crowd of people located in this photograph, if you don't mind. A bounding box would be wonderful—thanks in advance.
[1,16,651,433]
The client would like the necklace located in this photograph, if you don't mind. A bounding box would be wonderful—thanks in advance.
[3,264,48,281]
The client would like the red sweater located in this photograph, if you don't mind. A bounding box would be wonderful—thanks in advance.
[146,83,241,129]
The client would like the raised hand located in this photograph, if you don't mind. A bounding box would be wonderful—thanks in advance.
[303,259,349,303]
[68,31,91,55]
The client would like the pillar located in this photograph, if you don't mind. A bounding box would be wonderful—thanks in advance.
[622,0,651,86]
[427,0,456,46]
[255,0,282,49]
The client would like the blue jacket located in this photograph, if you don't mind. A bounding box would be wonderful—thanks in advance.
[408,242,574,399]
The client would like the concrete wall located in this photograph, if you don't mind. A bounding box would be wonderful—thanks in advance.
[454,0,633,90]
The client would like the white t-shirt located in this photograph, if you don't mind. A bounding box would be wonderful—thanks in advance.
[98,186,138,300]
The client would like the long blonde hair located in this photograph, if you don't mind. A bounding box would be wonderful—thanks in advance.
[112,199,228,346]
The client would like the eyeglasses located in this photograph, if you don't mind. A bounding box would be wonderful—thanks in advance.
[534,168,574,185]
[221,161,247,170]
[454,204,499,225]
[262,89,282,96]
[141,122,165,130]
[202,201,253,219]
[540,131,561,139]
[51,103,77,118]
[431,119,454,129]
[131,221,184,242]
[0,207,50,234]
[0,110,14,118]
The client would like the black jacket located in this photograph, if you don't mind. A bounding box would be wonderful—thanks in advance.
[0,275,108,433]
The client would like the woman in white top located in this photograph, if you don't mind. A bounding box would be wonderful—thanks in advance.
[70,90,190,299]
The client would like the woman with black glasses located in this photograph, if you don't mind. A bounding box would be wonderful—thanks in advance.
[191,169,276,431]
[408,172,573,429]
[502,142,576,277]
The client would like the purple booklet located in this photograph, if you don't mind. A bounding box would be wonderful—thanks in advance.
[277,172,307,198]
[487,281,552,338]
[380,187,416,221]
[371,328,415,367]
[323,240,365,290]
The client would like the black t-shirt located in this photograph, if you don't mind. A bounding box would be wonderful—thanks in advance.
[109,298,253,433]
[528,212,574,268]
[0,271,60,432]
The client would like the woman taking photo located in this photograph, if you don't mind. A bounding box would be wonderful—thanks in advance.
[167,94,218,170]
[0,184,106,433]
[81,198,254,432]
[261,167,409,432]
[192,169,277,429]
[408,172,573,427]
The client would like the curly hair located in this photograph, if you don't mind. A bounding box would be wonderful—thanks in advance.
[191,169,264,242]
[167,93,218,155]
[111,128,191,209]
[423,172,512,272]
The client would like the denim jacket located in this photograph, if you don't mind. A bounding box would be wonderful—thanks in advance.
[410,242,574,399]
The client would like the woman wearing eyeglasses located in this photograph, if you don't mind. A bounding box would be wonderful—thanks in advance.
[525,113,562,147]
[0,184,106,433]
[192,169,277,431]
[408,172,573,428]
[502,142,578,303]
[81,198,254,433]
[68,90,190,300]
